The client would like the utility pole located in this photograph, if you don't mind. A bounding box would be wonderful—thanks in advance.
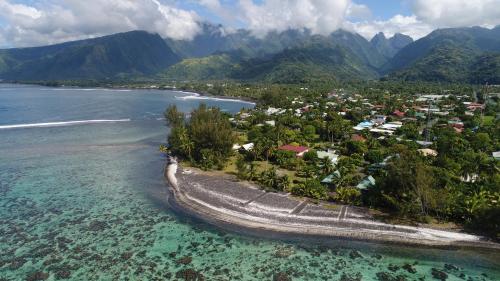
[481,82,489,125]
[425,99,432,143]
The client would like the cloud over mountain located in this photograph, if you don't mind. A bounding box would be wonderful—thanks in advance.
[0,0,201,47]
[1,0,499,48]
[238,0,350,37]
[412,0,500,28]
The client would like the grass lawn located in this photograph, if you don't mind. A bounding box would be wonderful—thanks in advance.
[222,155,304,184]
[483,115,494,126]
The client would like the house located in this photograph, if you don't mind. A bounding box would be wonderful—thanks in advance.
[393,110,405,118]
[264,120,276,126]
[278,144,309,157]
[448,118,464,129]
[466,103,485,111]
[317,150,339,165]
[232,143,254,151]
[418,148,438,157]
[416,141,433,147]
[369,128,394,136]
[493,151,500,160]
[371,115,387,125]
[321,171,341,187]
[265,107,281,115]
[380,121,403,131]
[353,120,374,131]
[351,134,367,142]
[356,176,376,191]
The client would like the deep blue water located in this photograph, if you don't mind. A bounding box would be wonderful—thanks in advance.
[0,84,498,280]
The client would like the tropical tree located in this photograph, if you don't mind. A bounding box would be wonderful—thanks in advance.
[164,105,185,127]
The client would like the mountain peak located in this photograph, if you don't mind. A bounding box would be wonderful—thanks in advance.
[371,32,387,43]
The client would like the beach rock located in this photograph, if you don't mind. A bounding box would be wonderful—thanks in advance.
[175,268,204,281]
[55,270,71,280]
[388,264,400,272]
[176,256,193,265]
[431,268,448,280]
[402,264,417,274]
[9,257,27,270]
[168,252,177,258]
[376,272,407,281]
[87,221,109,232]
[26,271,49,281]
[274,247,295,258]
[340,272,362,281]
[444,264,459,271]
[273,272,291,281]
[349,251,363,259]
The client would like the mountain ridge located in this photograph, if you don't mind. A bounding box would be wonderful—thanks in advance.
[1,25,498,84]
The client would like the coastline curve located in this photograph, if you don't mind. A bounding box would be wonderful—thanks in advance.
[164,162,500,252]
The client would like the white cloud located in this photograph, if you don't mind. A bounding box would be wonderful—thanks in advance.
[2,0,499,48]
[345,14,433,40]
[0,0,201,47]
[237,0,351,37]
[345,0,500,40]
[346,2,372,21]
[412,0,500,28]
[197,0,240,26]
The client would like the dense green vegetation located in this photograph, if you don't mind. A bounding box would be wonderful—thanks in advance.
[165,104,235,170]
[0,31,180,80]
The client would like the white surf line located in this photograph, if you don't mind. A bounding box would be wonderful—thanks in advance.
[175,92,256,105]
[0,119,131,130]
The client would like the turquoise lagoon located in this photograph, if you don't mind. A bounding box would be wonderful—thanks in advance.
[0,84,498,280]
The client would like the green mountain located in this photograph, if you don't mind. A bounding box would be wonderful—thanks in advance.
[386,26,500,71]
[231,41,379,83]
[0,31,180,81]
[163,28,386,83]
[163,54,238,81]
[1,25,498,84]
[370,32,413,59]
[385,26,500,83]
[166,24,387,65]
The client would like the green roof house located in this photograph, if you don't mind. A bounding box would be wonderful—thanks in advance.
[356,176,376,191]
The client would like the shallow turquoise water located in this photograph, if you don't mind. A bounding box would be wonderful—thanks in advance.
[0,84,498,280]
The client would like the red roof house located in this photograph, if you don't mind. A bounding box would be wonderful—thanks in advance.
[393,110,406,118]
[467,103,485,111]
[278,144,310,157]
[351,134,367,142]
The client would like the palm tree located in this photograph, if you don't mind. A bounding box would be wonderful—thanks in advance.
[277,175,291,191]
[248,162,258,181]
[177,126,194,159]
[320,157,335,176]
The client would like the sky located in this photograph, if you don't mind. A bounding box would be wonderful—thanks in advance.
[0,0,499,48]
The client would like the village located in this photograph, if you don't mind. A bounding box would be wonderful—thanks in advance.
[232,90,494,189]
[165,84,499,238]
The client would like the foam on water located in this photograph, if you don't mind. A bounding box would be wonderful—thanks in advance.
[0,119,131,130]
[176,92,256,105]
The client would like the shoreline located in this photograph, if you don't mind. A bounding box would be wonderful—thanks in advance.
[0,81,258,104]
[164,162,500,252]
